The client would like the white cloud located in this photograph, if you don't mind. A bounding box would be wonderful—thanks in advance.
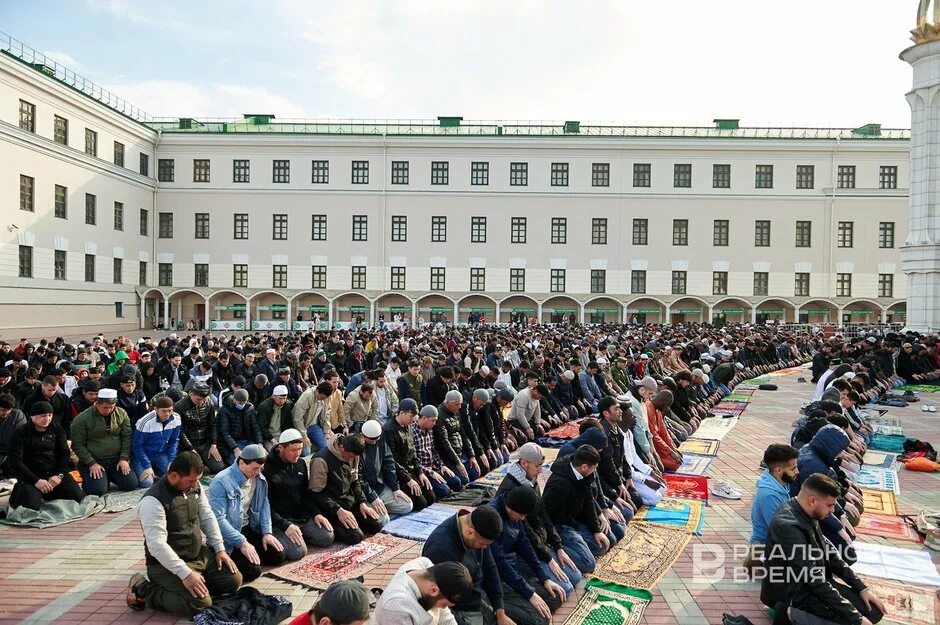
[86,0,231,42]
[42,50,85,72]
[104,80,313,118]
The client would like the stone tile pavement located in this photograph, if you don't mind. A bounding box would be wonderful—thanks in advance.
[1,368,937,624]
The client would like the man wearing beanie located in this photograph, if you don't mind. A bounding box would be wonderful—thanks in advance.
[71,387,139,496]
[8,401,84,509]
[217,388,262,464]
[488,486,567,625]
[359,418,412,522]
[413,404,463,498]
[383,399,437,512]
[423,505,512,625]
[132,396,182,488]
[375,558,474,625]
[208,443,285,582]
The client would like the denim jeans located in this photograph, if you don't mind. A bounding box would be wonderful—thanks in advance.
[132,452,172,488]
[79,457,139,496]
[306,425,328,453]
[577,523,615,557]
[444,461,472,487]
[431,476,454,499]
[555,524,596,574]
[460,455,482,481]
[504,553,581,597]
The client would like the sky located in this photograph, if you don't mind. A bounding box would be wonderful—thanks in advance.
[0,0,921,127]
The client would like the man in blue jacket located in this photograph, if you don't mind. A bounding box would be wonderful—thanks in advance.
[207,444,285,582]
[748,443,798,572]
[131,396,181,488]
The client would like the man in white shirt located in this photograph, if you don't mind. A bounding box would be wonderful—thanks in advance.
[621,402,666,506]
[374,557,474,625]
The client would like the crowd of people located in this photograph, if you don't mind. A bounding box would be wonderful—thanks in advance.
[0,322,934,625]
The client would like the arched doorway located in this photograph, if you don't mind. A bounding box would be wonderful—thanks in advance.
[669,297,707,324]
[499,295,538,325]
[584,297,622,325]
[167,289,207,332]
[208,290,248,332]
[798,299,838,324]
[139,288,166,330]
[415,294,455,326]
[457,294,496,325]
[333,292,372,329]
[375,293,414,329]
[840,300,881,326]
[712,298,751,326]
[886,302,906,325]
[755,298,796,324]
[293,292,330,331]
[250,291,290,331]
[625,298,666,325]
[541,296,579,325]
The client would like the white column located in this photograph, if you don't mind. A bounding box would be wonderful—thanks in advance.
[139,295,146,330]
[411,301,417,327]
[163,295,170,330]
[204,296,210,331]
[750,307,758,324]
[664,304,671,323]
[370,301,376,328]
[495,302,501,324]
[579,303,585,324]
[244,297,251,330]
[622,305,628,324]
[537,302,543,323]
[328,299,334,329]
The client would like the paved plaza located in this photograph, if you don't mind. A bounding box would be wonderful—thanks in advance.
[0,367,938,625]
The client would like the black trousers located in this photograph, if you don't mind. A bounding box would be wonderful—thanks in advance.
[405,479,436,512]
[323,506,385,545]
[11,473,84,510]
[228,526,287,582]
[776,580,884,625]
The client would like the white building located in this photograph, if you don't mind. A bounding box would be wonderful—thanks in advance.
[0,34,912,336]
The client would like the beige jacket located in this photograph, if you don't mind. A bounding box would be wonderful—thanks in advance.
[344,388,379,424]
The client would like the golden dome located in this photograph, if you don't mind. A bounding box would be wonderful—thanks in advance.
[913,0,940,43]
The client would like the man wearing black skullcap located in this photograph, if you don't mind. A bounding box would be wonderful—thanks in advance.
[423,505,512,625]
[7,401,84,509]
[0,393,26,478]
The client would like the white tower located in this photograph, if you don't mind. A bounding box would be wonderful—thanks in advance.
[901,1,940,332]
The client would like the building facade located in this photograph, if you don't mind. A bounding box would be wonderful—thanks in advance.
[0,37,912,335]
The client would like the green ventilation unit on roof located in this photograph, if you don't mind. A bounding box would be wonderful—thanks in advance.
[31,63,54,77]
[244,113,275,125]
[438,116,463,127]
[852,123,882,137]
[713,119,740,130]
[564,120,581,134]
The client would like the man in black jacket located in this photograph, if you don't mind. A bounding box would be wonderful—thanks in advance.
[22,375,71,434]
[158,351,189,393]
[434,390,483,482]
[811,344,832,383]
[174,382,225,474]
[596,397,640,515]
[426,366,455,408]
[761,473,885,625]
[382,399,436,512]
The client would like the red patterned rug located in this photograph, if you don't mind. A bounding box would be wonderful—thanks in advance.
[855,514,921,543]
[663,473,709,503]
[545,419,584,439]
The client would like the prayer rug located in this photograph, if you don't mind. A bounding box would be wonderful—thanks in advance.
[663,473,709,502]
[871,423,904,436]
[852,467,900,495]
[694,416,739,441]
[589,521,692,589]
[545,419,584,440]
[675,453,713,476]
[723,394,752,403]
[0,495,104,528]
[382,504,459,540]
[561,579,653,625]
[863,451,900,471]
[678,438,720,456]
[634,497,705,535]
[709,406,745,417]
[858,577,940,625]
[867,416,901,427]
[860,488,899,516]
[102,488,146,513]
[898,384,940,393]
[855,514,921,543]
[853,541,940,586]
[869,434,909,454]
[267,533,417,589]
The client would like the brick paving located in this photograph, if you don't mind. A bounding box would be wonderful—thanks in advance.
[1,367,938,624]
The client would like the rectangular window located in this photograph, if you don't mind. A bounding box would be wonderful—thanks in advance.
[54,185,68,218]
[630,270,646,294]
[879,166,898,190]
[551,162,569,187]
[311,214,327,241]
[878,221,895,248]
[311,265,326,289]
[85,254,96,283]
[138,261,146,286]
[837,165,856,189]
[755,164,774,189]
[140,208,148,236]
[158,212,173,238]
[795,220,812,247]
[510,268,525,292]
[85,193,96,225]
[139,153,149,177]
[591,218,608,245]
[351,160,369,184]
[113,141,124,167]
[115,302,124,318]
[273,265,287,288]
[193,159,210,182]
[470,267,486,291]
[158,262,172,287]
[391,215,407,242]
[430,267,446,291]
[431,161,449,185]
[878,273,894,298]
[113,201,124,231]
[158,159,174,182]
[311,160,329,184]
[591,269,607,294]
[674,163,692,188]
[796,165,815,189]
[391,160,409,185]
[390,266,406,291]
[233,264,248,288]
[53,115,68,145]
[232,159,249,183]
[713,164,731,188]
[713,219,729,246]
[837,221,854,248]
[471,161,489,186]
[431,216,447,242]
[633,218,648,245]
[753,271,769,296]
[510,217,527,243]
[794,272,810,296]
[551,217,567,244]
[273,159,290,183]
[836,273,852,297]
[671,271,687,295]
[195,212,210,239]
[713,271,728,295]
[510,162,528,186]
[471,216,487,242]
[672,219,689,245]
[18,245,32,278]
[592,162,610,187]
[352,215,368,241]
[55,249,67,280]
[18,99,35,132]
[234,213,249,239]
[272,214,288,240]
[85,128,97,156]
[113,257,123,284]
[550,269,566,293]
[755,220,771,246]
[19,175,34,212]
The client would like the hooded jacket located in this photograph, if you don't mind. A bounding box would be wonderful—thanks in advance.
[309,437,367,513]
[795,424,849,492]
[496,462,563,564]
[543,454,601,533]
[487,494,548,600]
[262,447,322,529]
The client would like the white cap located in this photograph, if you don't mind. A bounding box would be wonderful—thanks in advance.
[702,364,711,374]
[843,372,856,380]
[596,357,607,365]
[273,385,289,396]
[266,348,277,355]
[640,354,650,360]
[480,365,490,375]
[562,370,575,381]
[97,388,118,400]
[278,428,303,444]
[361,420,383,438]
[702,374,710,384]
